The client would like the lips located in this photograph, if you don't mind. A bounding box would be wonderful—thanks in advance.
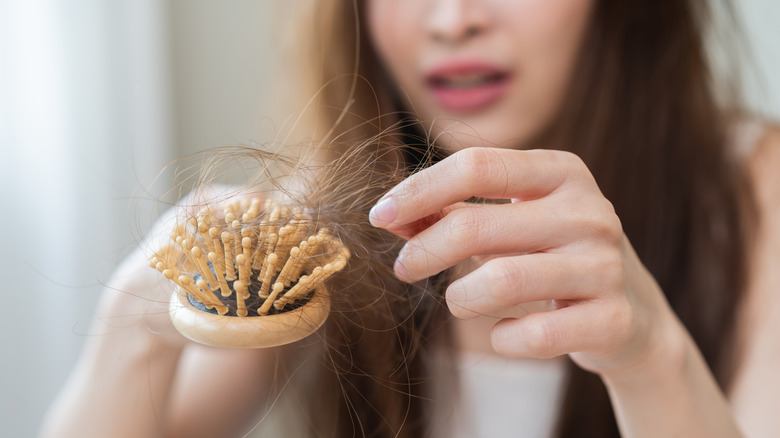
[425,61,512,114]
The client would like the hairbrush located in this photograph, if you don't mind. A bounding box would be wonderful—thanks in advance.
[149,197,349,348]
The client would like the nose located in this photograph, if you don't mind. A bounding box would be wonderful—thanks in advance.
[426,0,491,45]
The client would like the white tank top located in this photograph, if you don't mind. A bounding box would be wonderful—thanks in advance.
[248,120,766,438]
[430,352,567,438]
[426,119,767,438]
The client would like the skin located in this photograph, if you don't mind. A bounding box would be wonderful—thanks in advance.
[368,148,741,437]
[367,0,593,150]
[41,1,780,437]
[41,188,277,438]
[366,0,780,437]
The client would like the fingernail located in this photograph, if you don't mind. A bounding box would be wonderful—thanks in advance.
[394,254,411,282]
[369,196,397,227]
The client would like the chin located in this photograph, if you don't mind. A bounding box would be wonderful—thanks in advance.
[426,116,539,153]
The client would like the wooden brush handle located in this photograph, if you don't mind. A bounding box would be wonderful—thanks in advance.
[169,284,330,348]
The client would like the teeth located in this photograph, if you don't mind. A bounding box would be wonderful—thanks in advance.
[439,73,497,89]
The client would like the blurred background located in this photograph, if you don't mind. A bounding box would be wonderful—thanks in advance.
[0,1,778,436]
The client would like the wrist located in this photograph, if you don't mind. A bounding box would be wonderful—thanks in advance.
[100,260,189,350]
[600,310,690,389]
[596,314,742,438]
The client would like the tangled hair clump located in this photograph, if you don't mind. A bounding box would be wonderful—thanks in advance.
[170,122,453,437]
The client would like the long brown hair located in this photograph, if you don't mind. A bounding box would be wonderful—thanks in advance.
[264,0,755,436]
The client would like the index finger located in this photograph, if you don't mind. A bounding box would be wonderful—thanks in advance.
[369,148,586,233]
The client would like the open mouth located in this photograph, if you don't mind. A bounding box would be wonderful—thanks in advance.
[425,63,512,113]
[429,71,509,90]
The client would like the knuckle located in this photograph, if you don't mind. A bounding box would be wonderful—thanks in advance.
[401,172,435,209]
[550,150,595,186]
[553,150,585,172]
[445,208,484,248]
[572,197,623,244]
[603,301,635,348]
[523,318,559,358]
[557,150,583,165]
[596,199,623,242]
[398,237,434,277]
[596,252,625,293]
[487,258,526,304]
[454,147,503,189]
[580,245,624,294]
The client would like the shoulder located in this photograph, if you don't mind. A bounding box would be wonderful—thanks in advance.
[730,122,780,436]
[745,124,780,211]
[736,121,780,342]
[742,122,780,289]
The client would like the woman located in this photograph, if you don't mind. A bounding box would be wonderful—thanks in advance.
[43,0,780,437]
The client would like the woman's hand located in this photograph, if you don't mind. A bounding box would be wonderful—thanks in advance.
[368,147,682,376]
[42,186,276,438]
[98,189,223,349]
[100,184,258,348]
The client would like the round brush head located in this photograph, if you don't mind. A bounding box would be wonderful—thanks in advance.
[149,198,349,348]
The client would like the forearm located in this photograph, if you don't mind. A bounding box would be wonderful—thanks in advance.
[601,319,743,438]
[40,278,186,438]
[41,322,183,438]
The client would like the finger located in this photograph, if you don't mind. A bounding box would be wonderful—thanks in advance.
[378,205,452,241]
[445,252,607,319]
[369,148,591,232]
[393,197,603,282]
[489,301,632,360]
[379,201,487,241]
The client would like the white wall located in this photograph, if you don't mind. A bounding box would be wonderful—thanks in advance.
[167,1,297,160]
[0,1,173,436]
[738,0,780,118]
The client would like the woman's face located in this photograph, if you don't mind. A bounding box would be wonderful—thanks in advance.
[367,0,594,152]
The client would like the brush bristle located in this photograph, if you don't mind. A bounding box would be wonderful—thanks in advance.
[150,198,349,317]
